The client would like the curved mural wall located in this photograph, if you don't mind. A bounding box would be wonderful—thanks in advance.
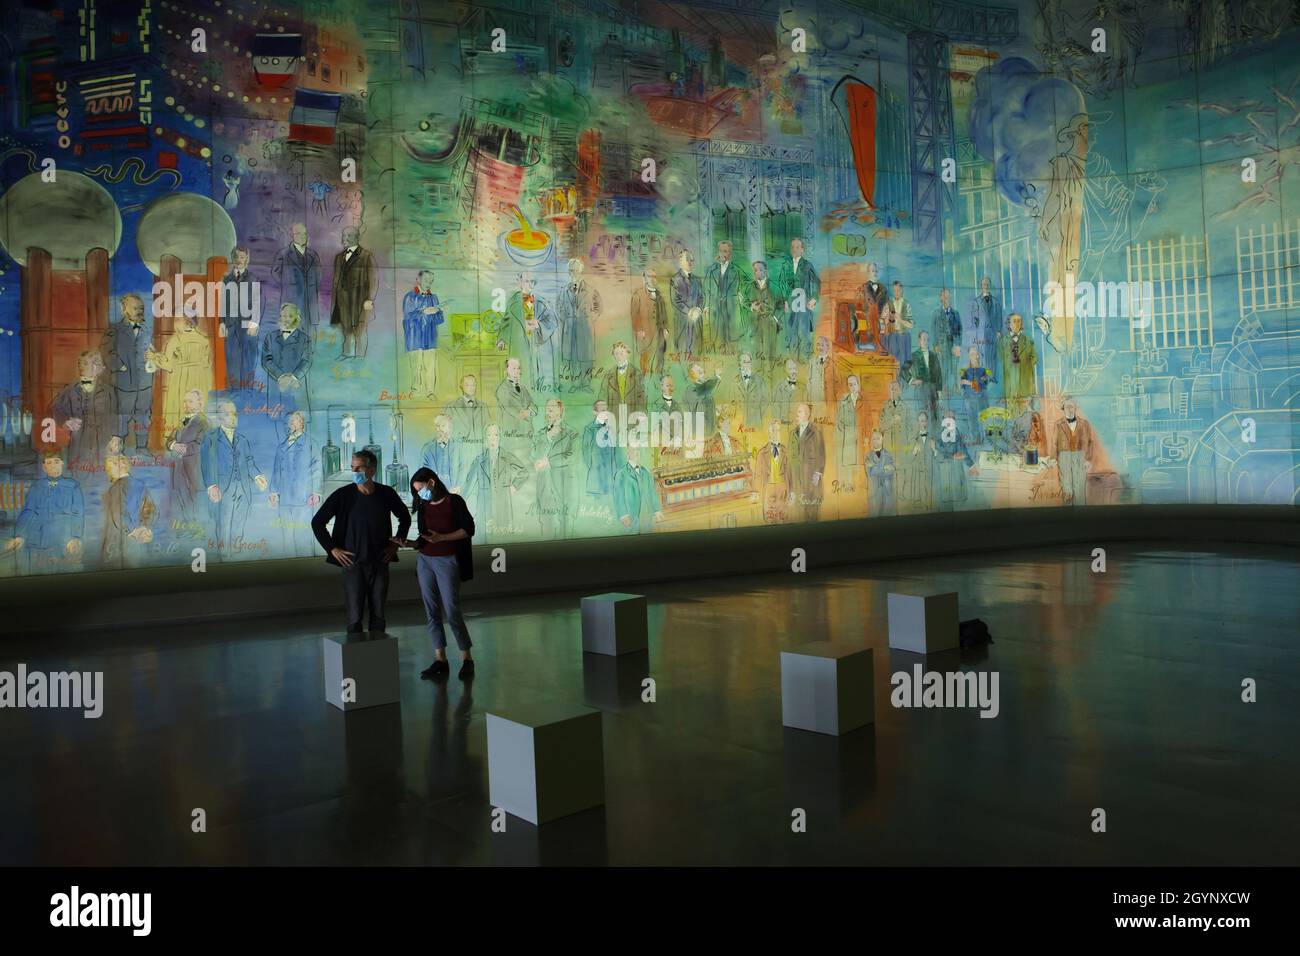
[0,0,1297,576]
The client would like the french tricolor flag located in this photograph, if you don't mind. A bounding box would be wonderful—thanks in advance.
[288,88,342,145]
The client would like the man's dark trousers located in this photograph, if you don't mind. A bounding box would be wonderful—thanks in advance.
[342,560,391,632]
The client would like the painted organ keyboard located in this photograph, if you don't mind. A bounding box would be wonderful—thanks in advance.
[654,453,753,512]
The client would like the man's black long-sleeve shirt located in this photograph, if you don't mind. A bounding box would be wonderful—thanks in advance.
[311,482,411,565]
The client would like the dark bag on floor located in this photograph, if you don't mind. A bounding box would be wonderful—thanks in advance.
[959,618,993,648]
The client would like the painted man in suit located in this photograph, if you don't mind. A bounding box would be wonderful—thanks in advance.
[704,239,746,352]
[272,222,322,334]
[1054,399,1097,507]
[834,375,864,490]
[630,268,669,377]
[331,226,378,359]
[52,350,114,475]
[165,389,211,537]
[877,379,908,455]
[773,358,805,424]
[557,258,600,392]
[747,260,781,370]
[220,245,262,390]
[581,400,620,504]
[671,249,705,360]
[402,268,445,398]
[462,423,528,539]
[532,399,578,539]
[500,272,557,394]
[269,410,321,556]
[783,238,820,361]
[101,293,155,452]
[903,329,943,418]
[600,341,645,418]
[101,450,156,569]
[420,415,466,493]
[966,275,1003,380]
[495,357,536,463]
[685,361,723,434]
[444,374,491,466]
[727,350,769,435]
[931,287,963,396]
[997,312,1038,412]
[200,401,268,554]
[613,443,661,533]
[754,419,790,524]
[865,429,897,517]
[859,261,887,354]
[261,303,313,440]
[788,402,826,522]
[882,280,914,365]
[5,453,83,574]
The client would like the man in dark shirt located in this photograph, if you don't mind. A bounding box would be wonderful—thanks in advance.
[311,450,411,633]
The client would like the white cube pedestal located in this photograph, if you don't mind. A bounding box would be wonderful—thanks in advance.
[581,592,648,656]
[887,591,959,655]
[487,702,605,825]
[780,643,875,736]
[322,634,400,711]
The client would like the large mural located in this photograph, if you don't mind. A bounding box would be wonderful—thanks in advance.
[0,0,1296,576]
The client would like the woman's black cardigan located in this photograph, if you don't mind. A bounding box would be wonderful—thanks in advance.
[411,494,476,582]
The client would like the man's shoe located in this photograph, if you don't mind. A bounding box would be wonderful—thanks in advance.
[370,620,387,634]
[458,660,475,681]
[346,624,364,634]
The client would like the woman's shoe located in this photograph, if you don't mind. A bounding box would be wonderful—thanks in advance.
[458,660,475,681]
[421,660,450,680]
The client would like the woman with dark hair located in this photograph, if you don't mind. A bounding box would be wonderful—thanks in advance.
[406,466,476,679]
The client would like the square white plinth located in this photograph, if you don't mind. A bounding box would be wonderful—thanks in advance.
[580,592,648,656]
[780,643,875,736]
[487,702,605,825]
[887,591,959,655]
[322,634,400,711]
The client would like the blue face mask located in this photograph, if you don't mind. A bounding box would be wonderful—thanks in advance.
[418,486,433,500]
[352,471,367,485]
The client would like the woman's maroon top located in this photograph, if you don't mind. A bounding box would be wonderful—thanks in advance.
[417,497,459,556]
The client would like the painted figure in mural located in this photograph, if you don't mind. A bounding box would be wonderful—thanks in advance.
[165,389,211,537]
[272,223,322,333]
[773,358,804,424]
[331,226,377,360]
[671,249,705,360]
[501,272,557,394]
[462,423,529,540]
[685,361,723,433]
[613,442,662,534]
[420,415,466,495]
[600,341,645,417]
[865,430,897,518]
[997,312,1038,412]
[495,357,536,464]
[782,238,820,361]
[150,306,213,438]
[903,329,943,418]
[533,398,578,539]
[898,410,936,513]
[704,239,745,352]
[883,280,914,365]
[6,453,83,574]
[444,375,491,466]
[630,268,669,377]
[931,287,963,396]
[934,410,979,512]
[877,379,908,456]
[649,374,682,466]
[52,350,113,475]
[402,269,445,398]
[1039,113,1089,354]
[835,374,864,489]
[307,179,333,217]
[220,245,261,391]
[222,169,241,211]
[705,406,741,457]
[860,261,888,354]
[1054,399,1097,506]
[101,451,156,569]
[269,410,321,557]
[727,350,769,434]
[1009,403,1047,461]
[755,419,791,524]
[959,346,993,445]
[261,303,313,440]
[557,258,600,392]
[747,260,781,369]
[582,400,620,504]
[200,401,269,554]
[101,293,155,453]
[966,276,1003,380]
[806,335,832,410]
[789,402,825,522]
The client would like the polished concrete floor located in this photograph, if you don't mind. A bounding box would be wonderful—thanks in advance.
[1,541,1297,866]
